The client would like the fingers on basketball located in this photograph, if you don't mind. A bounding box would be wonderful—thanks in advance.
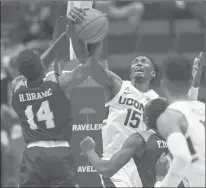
[74,7,87,16]
[70,8,86,23]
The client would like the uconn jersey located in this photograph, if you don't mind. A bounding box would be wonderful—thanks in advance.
[168,100,205,187]
[102,81,159,158]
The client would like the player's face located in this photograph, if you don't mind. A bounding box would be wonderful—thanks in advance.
[130,56,154,81]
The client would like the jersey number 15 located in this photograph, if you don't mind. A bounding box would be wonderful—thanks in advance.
[124,109,141,128]
[25,100,55,130]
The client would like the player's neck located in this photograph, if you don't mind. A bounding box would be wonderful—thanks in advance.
[131,79,150,93]
[27,76,44,88]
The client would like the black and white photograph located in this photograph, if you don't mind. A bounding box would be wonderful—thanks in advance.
[1,0,205,187]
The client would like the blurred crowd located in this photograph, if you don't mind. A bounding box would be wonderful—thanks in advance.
[1,1,205,187]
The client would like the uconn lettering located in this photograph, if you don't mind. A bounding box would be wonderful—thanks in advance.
[118,96,144,111]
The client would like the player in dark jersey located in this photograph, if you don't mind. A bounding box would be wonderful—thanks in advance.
[11,14,89,187]
[80,98,170,187]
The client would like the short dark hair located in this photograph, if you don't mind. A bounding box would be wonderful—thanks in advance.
[162,55,193,89]
[16,49,43,82]
[143,98,169,131]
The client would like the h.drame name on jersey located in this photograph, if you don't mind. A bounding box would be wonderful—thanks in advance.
[19,88,52,102]
[73,124,102,131]
[119,96,144,111]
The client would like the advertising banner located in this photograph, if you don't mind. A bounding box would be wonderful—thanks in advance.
[70,86,105,187]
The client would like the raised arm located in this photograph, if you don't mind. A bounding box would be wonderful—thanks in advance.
[156,109,191,187]
[80,134,145,178]
[46,15,89,93]
[58,63,89,92]
[68,7,123,103]
[188,52,204,100]
[40,32,69,73]
[88,42,123,103]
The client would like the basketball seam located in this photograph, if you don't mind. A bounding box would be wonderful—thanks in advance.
[78,14,106,35]
[84,18,108,42]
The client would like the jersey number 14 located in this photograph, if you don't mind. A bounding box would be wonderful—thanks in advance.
[25,100,55,130]
[124,109,141,128]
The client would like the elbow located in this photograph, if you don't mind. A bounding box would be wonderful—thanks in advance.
[101,169,115,178]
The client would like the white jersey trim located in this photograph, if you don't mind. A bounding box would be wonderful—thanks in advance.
[105,80,129,107]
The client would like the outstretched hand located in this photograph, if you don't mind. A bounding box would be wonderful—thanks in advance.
[80,136,96,155]
[192,52,204,87]
[155,153,170,182]
[66,7,104,64]
[193,52,204,72]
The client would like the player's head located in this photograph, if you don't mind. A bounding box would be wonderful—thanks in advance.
[161,55,193,98]
[16,49,44,82]
[130,56,158,83]
[143,98,168,131]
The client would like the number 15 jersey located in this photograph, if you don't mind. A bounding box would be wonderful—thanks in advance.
[102,81,159,158]
[11,73,72,144]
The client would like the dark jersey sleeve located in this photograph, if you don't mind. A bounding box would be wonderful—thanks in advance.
[11,76,27,110]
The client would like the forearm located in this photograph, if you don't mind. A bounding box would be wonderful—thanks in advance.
[68,64,89,88]
[188,86,199,100]
[86,151,108,174]
[193,71,202,88]
[41,32,68,71]
[88,59,111,87]
[189,70,201,100]
[70,26,88,64]
[58,64,89,90]
[156,132,191,187]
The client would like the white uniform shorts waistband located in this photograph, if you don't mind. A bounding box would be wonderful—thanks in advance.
[27,141,70,148]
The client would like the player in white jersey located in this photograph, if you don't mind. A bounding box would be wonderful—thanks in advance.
[67,7,203,187]
[86,48,159,187]
[155,54,205,187]
[68,8,159,187]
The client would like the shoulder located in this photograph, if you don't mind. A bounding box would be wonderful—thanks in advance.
[159,108,186,123]
[124,133,145,149]
[147,89,159,99]
[120,80,131,90]
[12,75,27,93]
[157,108,187,139]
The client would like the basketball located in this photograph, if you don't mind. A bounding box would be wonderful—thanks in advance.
[75,8,109,44]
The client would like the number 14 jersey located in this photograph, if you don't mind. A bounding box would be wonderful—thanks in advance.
[11,73,72,144]
[102,81,159,158]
